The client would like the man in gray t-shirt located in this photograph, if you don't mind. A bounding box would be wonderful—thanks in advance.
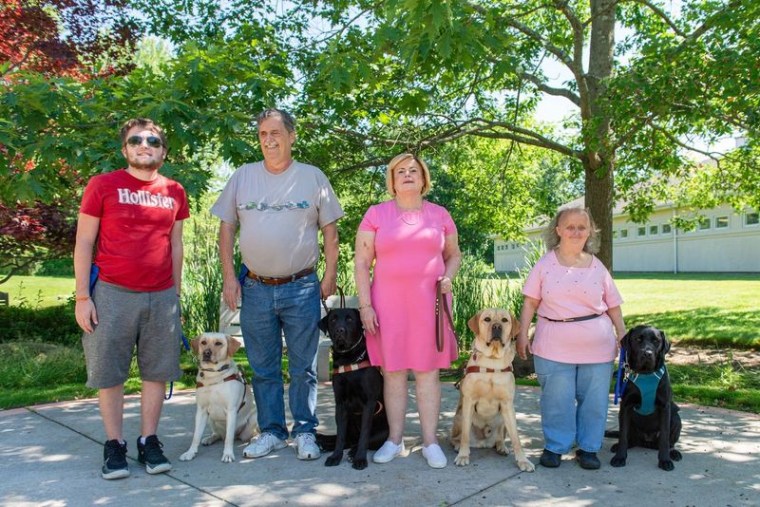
[211,108,343,461]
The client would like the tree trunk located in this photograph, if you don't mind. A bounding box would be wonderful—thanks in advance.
[583,0,616,270]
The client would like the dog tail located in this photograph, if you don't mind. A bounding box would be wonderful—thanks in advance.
[315,433,337,451]
[604,429,620,439]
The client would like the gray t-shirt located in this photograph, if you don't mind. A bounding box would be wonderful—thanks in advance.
[211,160,344,277]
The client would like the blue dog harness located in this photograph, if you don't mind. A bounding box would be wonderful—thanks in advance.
[626,364,667,416]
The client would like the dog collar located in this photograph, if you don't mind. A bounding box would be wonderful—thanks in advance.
[197,371,244,388]
[333,360,373,375]
[464,365,513,375]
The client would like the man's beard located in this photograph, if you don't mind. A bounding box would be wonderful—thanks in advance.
[128,157,163,171]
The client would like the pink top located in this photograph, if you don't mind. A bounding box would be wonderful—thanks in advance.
[522,250,623,364]
[358,200,458,371]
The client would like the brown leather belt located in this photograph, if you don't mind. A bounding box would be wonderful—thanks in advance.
[540,313,602,323]
[246,267,315,285]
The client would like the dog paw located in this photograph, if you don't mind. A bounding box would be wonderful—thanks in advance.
[325,454,342,467]
[610,455,627,467]
[352,458,368,470]
[658,459,675,471]
[495,445,509,456]
[202,435,221,446]
[454,454,470,466]
[179,450,197,461]
[670,449,682,461]
[517,459,535,472]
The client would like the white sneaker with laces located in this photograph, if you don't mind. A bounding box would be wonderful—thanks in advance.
[294,433,320,460]
[243,432,287,459]
[373,440,405,464]
[422,443,447,469]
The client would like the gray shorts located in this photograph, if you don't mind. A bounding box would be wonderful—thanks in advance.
[82,281,182,389]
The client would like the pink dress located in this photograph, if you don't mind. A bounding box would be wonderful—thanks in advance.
[358,200,458,371]
[522,250,623,364]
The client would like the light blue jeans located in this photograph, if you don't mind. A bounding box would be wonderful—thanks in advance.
[240,272,320,440]
[533,355,613,454]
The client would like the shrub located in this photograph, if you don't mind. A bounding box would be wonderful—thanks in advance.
[0,341,87,388]
[0,304,80,346]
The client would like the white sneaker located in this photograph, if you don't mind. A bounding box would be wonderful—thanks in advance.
[422,443,447,469]
[294,433,321,460]
[243,433,287,458]
[373,440,405,464]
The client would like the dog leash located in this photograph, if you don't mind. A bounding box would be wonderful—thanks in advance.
[435,280,457,352]
[614,346,627,405]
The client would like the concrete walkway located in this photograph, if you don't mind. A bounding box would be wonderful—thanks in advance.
[1,383,758,506]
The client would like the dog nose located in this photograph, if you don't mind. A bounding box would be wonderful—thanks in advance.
[491,324,503,339]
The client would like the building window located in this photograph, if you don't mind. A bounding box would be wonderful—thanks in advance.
[662,223,672,234]
[638,226,646,236]
[699,217,711,230]
[746,211,759,226]
[649,225,658,235]
[620,229,628,238]
[716,216,729,228]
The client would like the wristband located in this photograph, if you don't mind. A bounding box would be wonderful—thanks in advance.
[359,304,372,310]
[75,295,91,302]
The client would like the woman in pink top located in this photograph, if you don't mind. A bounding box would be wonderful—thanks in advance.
[517,207,626,470]
[355,153,461,469]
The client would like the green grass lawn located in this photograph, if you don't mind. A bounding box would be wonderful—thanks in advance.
[2,276,74,308]
[614,273,760,348]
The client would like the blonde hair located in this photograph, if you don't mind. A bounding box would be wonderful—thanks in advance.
[385,153,432,197]
[543,206,600,254]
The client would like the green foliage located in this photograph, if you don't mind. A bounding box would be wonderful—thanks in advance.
[0,304,80,346]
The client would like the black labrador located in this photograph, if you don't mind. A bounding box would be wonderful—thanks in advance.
[609,325,682,471]
[317,308,389,470]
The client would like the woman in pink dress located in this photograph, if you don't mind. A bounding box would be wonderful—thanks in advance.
[355,153,461,469]
[517,207,626,470]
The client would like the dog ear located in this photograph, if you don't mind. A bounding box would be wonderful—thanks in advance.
[620,329,632,352]
[318,313,329,334]
[658,328,670,356]
[510,313,521,339]
[227,335,241,357]
[190,337,200,355]
[467,312,481,334]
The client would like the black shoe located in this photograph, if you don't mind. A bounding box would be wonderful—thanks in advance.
[576,449,601,470]
[137,435,172,474]
[102,440,129,480]
[539,449,561,468]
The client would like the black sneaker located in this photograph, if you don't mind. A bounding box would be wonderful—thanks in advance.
[102,439,129,480]
[576,449,601,470]
[539,449,561,468]
[137,435,172,474]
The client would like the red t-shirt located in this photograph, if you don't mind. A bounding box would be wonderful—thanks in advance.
[80,169,190,291]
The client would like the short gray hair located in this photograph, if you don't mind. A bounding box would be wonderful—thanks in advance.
[543,206,600,254]
[257,108,296,133]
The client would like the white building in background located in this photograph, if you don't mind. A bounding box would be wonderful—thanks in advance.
[494,199,760,273]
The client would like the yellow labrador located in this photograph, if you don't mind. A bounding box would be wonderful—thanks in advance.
[179,333,258,463]
[450,309,535,471]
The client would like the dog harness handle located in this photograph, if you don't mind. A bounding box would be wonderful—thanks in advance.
[435,280,457,352]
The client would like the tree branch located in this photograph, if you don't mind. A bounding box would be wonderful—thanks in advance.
[520,71,581,106]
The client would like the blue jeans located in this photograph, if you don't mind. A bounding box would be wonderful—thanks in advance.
[533,355,613,454]
[240,272,320,440]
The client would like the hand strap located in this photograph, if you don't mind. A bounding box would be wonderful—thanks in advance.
[435,280,457,352]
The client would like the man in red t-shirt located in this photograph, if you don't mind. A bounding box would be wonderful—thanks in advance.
[73,118,189,480]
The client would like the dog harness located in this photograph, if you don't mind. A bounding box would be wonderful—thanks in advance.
[196,371,249,413]
[333,360,373,375]
[626,364,667,416]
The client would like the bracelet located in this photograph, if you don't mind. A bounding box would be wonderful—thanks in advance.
[359,303,372,310]
[75,295,91,302]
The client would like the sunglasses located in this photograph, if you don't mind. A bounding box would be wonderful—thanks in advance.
[126,135,163,148]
